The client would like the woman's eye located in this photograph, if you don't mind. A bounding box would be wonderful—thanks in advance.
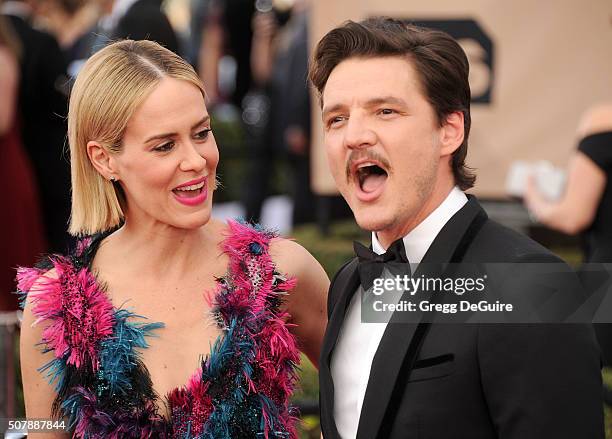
[195,128,212,140]
[153,141,174,152]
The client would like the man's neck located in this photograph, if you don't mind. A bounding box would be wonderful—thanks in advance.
[376,180,456,249]
[373,186,468,263]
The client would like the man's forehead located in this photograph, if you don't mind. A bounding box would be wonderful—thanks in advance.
[321,57,419,111]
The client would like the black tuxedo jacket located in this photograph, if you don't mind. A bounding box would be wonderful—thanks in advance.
[320,196,604,439]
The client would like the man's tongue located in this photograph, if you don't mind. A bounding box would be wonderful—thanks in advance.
[361,173,387,193]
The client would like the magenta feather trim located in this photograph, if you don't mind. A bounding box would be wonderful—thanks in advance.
[168,368,213,437]
[222,221,279,315]
[17,257,115,370]
[214,221,300,438]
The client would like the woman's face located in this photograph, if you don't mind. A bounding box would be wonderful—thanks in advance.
[110,77,219,230]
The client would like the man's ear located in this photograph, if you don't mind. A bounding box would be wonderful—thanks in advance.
[87,141,117,181]
[439,111,465,157]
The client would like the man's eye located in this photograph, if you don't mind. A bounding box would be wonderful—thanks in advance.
[195,128,212,140]
[379,108,396,115]
[328,116,346,127]
[154,141,174,152]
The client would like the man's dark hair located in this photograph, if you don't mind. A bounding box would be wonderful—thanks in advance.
[309,17,476,190]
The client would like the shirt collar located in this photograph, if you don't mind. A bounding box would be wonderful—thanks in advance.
[371,186,468,263]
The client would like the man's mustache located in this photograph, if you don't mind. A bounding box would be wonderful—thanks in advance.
[345,150,392,181]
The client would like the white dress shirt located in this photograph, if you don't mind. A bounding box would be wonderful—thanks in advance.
[331,187,468,438]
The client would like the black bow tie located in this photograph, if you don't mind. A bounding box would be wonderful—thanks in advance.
[354,238,410,291]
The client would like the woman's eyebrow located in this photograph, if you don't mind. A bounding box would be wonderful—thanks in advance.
[144,115,211,143]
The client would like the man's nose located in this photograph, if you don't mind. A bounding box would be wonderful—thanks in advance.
[343,114,376,150]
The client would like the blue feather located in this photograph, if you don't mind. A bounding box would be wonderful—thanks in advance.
[37,353,68,392]
[97,308,164,397]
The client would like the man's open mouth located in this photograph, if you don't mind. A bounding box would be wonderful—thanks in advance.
[355,162,388,193]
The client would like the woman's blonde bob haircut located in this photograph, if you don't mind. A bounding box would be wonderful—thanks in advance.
[68,40,205,236]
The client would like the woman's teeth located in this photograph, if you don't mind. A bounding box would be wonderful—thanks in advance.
[175,182,205,192]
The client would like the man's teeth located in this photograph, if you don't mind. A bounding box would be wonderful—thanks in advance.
[357,162,377,170]
[175,182,205,191]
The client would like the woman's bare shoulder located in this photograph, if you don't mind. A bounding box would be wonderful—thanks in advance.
[269,237,329,285]
[578,104,612,138]
[20,266,59,344]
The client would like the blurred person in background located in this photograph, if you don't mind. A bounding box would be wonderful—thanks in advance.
[525,104,612,263]
[34,0,103,72]
[109,0,179,53]
[275,1,315,225]
[1,0,72,254]
[197,0,255,108]
[83,0,179,65]
[242,0,315,224]
[0,14,46,311]
[185,0,209,66]
[524,104,612,397]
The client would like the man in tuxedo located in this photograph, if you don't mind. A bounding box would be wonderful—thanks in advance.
[308,18,604,438]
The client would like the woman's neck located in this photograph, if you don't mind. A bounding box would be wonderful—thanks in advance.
[104,218,222,280]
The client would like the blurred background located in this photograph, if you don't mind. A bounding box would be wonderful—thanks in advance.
[1,0,612,437]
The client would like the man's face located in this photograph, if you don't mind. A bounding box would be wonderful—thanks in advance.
[322,56,450,239]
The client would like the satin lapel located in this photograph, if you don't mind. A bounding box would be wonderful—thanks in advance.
[319,258,361,439]
[356,196,487,439]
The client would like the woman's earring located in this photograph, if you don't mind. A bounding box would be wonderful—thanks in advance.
[110,176,117,183]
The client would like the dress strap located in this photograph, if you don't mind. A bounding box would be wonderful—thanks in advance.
[201,220,301,439]
[16,251,116,387]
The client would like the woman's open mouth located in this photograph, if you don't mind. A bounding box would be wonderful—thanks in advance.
[172,177,208,206]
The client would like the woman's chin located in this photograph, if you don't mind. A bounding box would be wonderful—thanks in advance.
[171,209,213,230]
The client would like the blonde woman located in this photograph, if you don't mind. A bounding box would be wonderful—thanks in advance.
[18,40,328,438]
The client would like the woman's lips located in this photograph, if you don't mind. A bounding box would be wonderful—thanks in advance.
[174,176,207,190]
[172,178,208,206]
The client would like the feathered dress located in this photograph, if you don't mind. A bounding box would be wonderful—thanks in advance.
[17,221,300,438]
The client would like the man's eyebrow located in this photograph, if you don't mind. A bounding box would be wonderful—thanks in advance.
[364,96,408,107]
[322,97,408,118]
[143,115,210,143]
[321,103,345,119]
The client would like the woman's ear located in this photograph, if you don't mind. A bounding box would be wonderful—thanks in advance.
[439,111,465,157]
[87,141,117,181]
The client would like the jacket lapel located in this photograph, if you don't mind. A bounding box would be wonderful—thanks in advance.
[319,258,361,439]
[356,196,487,439]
